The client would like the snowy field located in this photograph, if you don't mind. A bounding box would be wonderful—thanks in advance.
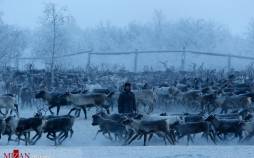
[1,146,254,158]
[1,107,254,158]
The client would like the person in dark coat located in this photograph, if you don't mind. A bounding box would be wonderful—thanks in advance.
[118,82,137,114]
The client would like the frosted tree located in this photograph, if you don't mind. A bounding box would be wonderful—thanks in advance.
[247,19,254,53]
[32,3,73,86]
[152,10,166,49]
[0,15,26,67]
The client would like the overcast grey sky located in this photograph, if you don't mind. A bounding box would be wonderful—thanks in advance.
[0,0,253,35]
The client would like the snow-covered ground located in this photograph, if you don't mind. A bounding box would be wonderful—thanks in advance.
[1,107,254,158]
[1,145,254,158]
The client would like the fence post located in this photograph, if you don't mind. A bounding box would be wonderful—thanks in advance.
[15,57,20,71]
[181,47,186,70]
[227,54,232,72]
[86,52,91,72]
[134,49,138,72]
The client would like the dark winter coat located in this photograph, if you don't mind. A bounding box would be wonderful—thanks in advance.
[118,91,136,114]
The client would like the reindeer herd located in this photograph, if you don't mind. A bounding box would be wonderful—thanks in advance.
[1,67,254,146]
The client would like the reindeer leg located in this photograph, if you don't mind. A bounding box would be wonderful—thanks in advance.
[28,132,31,145]
[69,129,74,138]
[106,108,110,115]
[7,134,12,144]
[123,130,134,145]
[82,106,87,119]
[241,132,254,142]
[108,132,113,141]
[94,130,102,140]
[223,133,227,141]
[114,134,117,141]
[68,107,78,116]
[217,133,223,141]
[56,105,60,115]
[209,133,216,144]
[17,134,21,145]
[74,108,81,117]
[59,132,67,144]
[172,130,177,143]
[53,132,57,146]
[49,105,55,115]
[25,132,30,146]
[59,131,66,137]
[210,129,216,143]
[202,132,209,142]
[187,135,190,145]
[128,133,140,145]
[190,134,194,144]
[59,131,68,144]
[238,131,243,142]
[165,132,174,145]
[24,133,27,146]
[46,132,56,141]
[149,104,153,114]
[14,104,19,117]
[137,134,143,140]
[143,133,147,146]
[109,100,114,111]
[148,133,153,142]
[31,130,42,145]
[31,132,38,142]
[47,132,53,139]
[163,136,167,145]
[31,134,39,145]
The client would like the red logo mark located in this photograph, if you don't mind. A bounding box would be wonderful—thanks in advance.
[3,149,30,158]
[13,149,19,158]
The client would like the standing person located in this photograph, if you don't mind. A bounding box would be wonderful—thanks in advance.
[118,82,137,114]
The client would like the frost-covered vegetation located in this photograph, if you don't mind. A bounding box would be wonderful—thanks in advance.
[0,3,254,70]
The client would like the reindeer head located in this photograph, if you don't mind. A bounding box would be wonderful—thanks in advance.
[35,90,46,99]
[92,114,102,126]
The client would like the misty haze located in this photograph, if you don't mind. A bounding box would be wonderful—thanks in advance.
[0,1,254,158]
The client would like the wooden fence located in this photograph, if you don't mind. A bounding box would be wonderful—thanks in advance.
[15,49,254,72]
[84,49,254,72]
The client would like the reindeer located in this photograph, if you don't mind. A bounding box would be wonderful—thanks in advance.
[170,121,216,145]
[133,89,157,114]
[205,115,244,141]
[4,114,45,145]
[0,94,19,117]
[92,113,127,141]
[216,94,252,113]
[0,117,6,139]
[122,117,176,146]
[64,92,114,119]
[35,90,69,115]
[42,115,75,145]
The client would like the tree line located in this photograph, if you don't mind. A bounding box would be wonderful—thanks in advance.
[0,3,254,70]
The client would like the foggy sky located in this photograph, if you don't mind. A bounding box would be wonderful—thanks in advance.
[0,0,253,36]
